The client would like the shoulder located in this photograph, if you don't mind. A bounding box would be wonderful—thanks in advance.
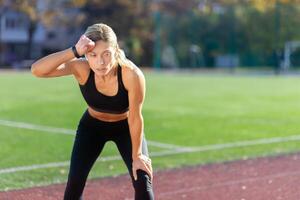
[69,58,89,69]
[69,58,91,84]
[121,61,145,91]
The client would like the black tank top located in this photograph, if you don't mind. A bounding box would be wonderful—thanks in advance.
[79,65,129,114]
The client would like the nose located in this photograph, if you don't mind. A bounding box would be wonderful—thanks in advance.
[97,57,104,65]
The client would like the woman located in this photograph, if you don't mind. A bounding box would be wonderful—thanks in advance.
[31,23,154,200]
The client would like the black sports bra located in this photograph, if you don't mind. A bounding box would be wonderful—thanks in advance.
[79,65,129,114]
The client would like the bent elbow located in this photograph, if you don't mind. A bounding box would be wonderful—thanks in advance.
[31,63,45,77]
[31,64,38,76]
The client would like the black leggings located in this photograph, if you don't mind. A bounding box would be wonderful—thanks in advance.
[64,110,154,200]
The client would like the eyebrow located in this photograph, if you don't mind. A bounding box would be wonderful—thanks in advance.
[89,49,110,55]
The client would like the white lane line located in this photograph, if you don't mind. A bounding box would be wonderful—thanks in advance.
[146,140,187,150]
[147,134,300,157]
[0,156,122,174]
[0,119,188,150]
[0,119,74,135]
[1,134,300,175]
[0,161,69,174]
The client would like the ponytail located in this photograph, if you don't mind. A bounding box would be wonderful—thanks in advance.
[115,45,134,69]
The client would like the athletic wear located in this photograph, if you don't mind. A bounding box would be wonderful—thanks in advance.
[65,66,153,199]
[64,110,154,200]
[79,65,129,114]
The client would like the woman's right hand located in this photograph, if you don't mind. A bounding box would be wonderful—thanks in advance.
[74,35,95,56]
[31,34,95,78]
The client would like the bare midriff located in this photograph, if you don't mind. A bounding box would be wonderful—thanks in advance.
[88,107,128,122]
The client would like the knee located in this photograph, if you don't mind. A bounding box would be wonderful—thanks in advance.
[133,170,154,200]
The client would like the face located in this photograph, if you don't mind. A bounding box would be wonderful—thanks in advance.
[85,40,117,76]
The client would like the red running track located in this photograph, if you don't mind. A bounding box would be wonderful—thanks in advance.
[1,153,300,200]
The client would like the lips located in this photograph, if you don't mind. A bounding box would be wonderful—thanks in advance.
[96,68,108,71]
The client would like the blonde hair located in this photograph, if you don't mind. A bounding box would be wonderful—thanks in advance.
[84,23,132,68]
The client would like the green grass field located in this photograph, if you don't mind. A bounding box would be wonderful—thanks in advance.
[1,70,300,191]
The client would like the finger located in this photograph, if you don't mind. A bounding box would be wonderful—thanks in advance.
[86,42,95,51]
[145,162,152,173]
[141,164,153,181]
[136,162,153,182]
[148,164,153,175]
[149,172,153,182]
[144,159,152,171]
[143,156,151,165]
[146,168,153,182]
[142,158,152,172]
[88,41,95,47]
[136,166,152,182]
[146,164,153,181]
[132,168,137,181]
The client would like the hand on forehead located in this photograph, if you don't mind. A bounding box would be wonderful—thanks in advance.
[88,40,115,55]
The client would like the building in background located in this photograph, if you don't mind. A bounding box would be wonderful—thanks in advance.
[0,0,83,68]
[0,8,42,67]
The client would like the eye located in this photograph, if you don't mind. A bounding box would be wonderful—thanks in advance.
[104,52,111,57]
[89,53,96,57]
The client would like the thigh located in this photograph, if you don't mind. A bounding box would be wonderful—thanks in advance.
[114,130,149,174]
[68,125,106,178]
[114,131,154,200]
[64,123,107,200]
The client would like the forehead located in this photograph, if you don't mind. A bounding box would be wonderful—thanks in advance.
[91,40,114,53]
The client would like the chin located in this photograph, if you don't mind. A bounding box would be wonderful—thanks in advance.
[95,69,109,76]
[95,71,106,76]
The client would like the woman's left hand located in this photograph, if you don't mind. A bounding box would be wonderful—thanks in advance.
[132,154,153,181]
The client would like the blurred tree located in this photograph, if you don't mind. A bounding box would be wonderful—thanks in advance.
[234,2,300,66]
[6,0,300,67]
[152,0,300,67]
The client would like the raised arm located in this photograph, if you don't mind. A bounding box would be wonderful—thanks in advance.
[31,35,95,78]
[31,48,77,78]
